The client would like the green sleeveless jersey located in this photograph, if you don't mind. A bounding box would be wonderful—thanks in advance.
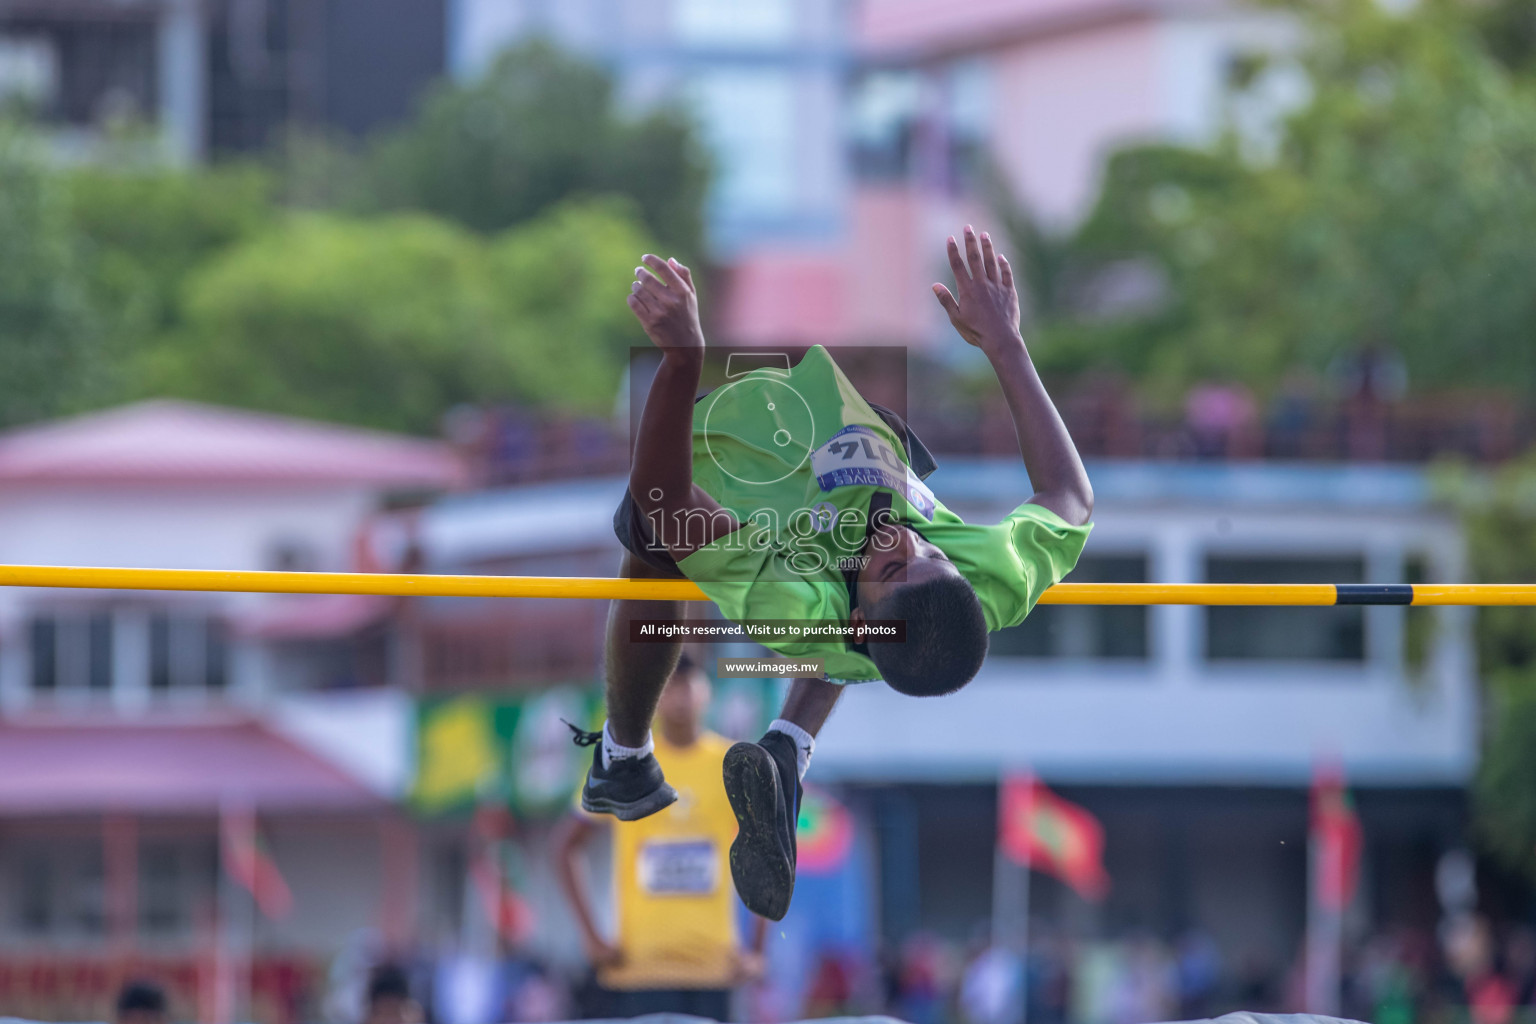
[676,345,1090,683]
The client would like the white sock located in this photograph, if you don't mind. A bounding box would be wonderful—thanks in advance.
[769,719,815,781]
[602,722,653,769]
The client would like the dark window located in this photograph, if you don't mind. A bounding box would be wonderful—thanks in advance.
[16,854,51,934]
[206,620,229,689]
[29,619,56,690]
[1205,555,1366,662]
[149,615,171,690]
[138,845,183,935]
[88,613,113,691]
[2,17,157,126]
[70,848,105,934]
[991,555,1150,660]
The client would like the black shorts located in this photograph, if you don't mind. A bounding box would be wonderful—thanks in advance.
[613,400,937,578]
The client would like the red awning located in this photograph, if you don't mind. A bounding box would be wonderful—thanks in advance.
[0,718,384,814]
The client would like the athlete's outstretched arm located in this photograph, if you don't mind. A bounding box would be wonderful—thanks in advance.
[932,226,1093,527]
[551,813,622,970]
[626,255,741,559]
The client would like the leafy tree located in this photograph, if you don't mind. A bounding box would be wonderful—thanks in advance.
[361,41,708,259]
[0,129,105,427]
[64,162,273,344]
[139,197,658,433]
[1446,456,1536,879]
[1038,0,1536,402]
[482,196,665,411]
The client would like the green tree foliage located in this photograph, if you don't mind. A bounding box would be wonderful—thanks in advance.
[64,162,273,345]
[1451,456,1536,879]
[139,198,657,433]
[1040,0,1536,401]
[0,130,104,427]
[362,41,708,259]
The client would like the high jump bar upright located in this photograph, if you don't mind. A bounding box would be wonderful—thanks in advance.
[0,565,1534,606]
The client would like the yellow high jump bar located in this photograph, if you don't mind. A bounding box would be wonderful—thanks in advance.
[1,565,1534,605]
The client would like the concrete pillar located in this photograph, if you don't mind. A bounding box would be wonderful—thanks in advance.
[114,608,151,714]
[0,611,29,713]
[1155,527,1201,688]
[158,0,207,163]
[1365,543,1405,680]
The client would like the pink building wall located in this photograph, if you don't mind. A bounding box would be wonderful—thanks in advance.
[988,16,1165,226]
[721,5,1170,348]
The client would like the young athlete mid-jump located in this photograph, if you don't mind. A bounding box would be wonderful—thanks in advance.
[570,226,1094,921]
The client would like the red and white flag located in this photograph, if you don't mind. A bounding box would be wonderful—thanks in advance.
[220,802,293,920]
[998,773,1110,901]
[1310,762,1362,912]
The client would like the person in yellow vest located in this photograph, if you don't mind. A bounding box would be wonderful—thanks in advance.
[554,650,768,1021]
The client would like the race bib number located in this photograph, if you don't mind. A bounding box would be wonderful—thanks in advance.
[637,840,719,896]
[812,425,936,520]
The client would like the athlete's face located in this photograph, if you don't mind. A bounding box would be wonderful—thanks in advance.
[855,523,959,613]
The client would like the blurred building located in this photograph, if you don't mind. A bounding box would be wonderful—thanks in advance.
[820,459,1474,979]
[399,457,1477,996]
[445,0,1298,349]
[449,0,852,256]
[0,400,459,1021]
[0,0,446,160]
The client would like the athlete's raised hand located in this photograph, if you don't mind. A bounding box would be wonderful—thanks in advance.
[628,254,705,355]
[932,225,1022,353]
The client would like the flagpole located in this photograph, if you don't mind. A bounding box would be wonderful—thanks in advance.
[994,772,1033,1024]
[1305,762,1355,1016]
[1018,780,1032,1024]
[1304,830,1342,1014]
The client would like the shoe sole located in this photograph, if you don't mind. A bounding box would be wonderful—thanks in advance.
[581,782,678,822]
[723,741,794,921]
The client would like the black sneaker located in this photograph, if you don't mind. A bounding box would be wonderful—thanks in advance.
[722,729,803,922]
[567,723,677,822]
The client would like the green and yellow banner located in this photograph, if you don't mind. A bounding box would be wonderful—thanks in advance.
[410,685,601,817]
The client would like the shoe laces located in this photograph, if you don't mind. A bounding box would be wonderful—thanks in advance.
[564,720,602,747]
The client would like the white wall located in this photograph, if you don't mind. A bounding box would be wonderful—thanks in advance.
[815,500,1477,785]
[0,483,378,710]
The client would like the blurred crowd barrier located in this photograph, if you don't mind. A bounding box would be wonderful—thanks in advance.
[71,916,1508,1024]
[446,387,1534,489]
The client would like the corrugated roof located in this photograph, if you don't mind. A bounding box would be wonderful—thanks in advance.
[0,400,464,487]
[0,717,383,814]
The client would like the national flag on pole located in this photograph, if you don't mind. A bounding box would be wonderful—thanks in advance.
[1310,762,1362,911]
[998,773,1110,901]
[219,802,293,920]
[468,802,534,942]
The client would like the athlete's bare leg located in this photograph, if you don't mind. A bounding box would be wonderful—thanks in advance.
[603,550,685,747]
[777,675,844,736]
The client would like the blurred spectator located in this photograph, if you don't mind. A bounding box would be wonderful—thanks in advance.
[1504,926,1536,1008]
[1027,932,1073,1024]
[895,933,952,1024]
[1330,346,1408,461]
[553,651,765,1021]
[959,942,1025,1024]
[363,964,423,1024]
[501,960,570,1023]
[1175,930,1222,1019]
[1185,383,1259,459]
[1266,370,1322,458]
[1111,936,1177,1024]
[805,951,859,1018]
[114,980,168,1024]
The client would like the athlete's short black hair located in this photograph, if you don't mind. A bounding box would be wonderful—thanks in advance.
[116,981,167,1015]
[869,574,988,696]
